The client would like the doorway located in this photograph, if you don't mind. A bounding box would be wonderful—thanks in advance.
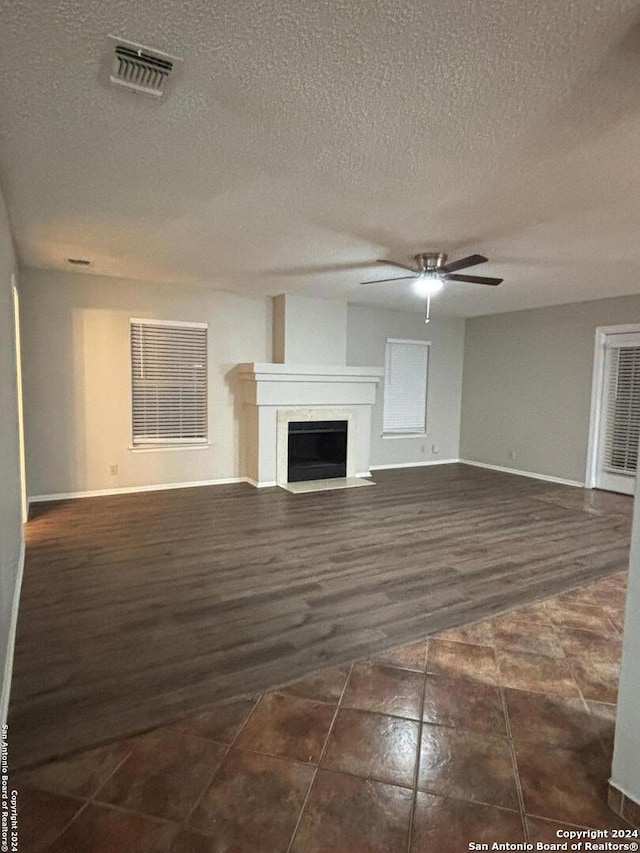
[587,326,640,495]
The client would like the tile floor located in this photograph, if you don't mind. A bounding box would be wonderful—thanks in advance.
[12,570,630,852]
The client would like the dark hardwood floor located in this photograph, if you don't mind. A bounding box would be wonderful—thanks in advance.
[10,464,632,769]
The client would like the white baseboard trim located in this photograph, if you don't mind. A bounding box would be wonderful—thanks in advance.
[459,459,585,488]
[370,458,459,471]
[244,479,278,489]
[1,538,25,727]
[28,477,246,503]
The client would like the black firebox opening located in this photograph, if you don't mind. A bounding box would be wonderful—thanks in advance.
[287,420,348,482]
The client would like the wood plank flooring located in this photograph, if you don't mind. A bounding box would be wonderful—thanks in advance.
[10,464,632,769]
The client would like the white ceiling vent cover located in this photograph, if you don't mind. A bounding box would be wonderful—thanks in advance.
[103,36,182,99]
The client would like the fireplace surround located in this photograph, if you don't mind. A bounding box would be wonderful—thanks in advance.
[235,363,384,488]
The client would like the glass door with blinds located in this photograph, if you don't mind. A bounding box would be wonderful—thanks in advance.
[595,332,640,495]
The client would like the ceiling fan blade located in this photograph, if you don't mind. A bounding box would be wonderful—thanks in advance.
[442,254,488,274]
[377,259,420,273]
[444,273,503,286]
[360,275,417,285]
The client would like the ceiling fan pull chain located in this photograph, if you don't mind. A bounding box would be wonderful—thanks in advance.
[425,294,431,324]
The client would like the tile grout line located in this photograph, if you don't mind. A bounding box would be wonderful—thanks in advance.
[495,637,530,844]
[179,693,264,835]
[37,578,626,851]
[285,663,354,853]
[40,743,138,851]
[42,799,91,852]
[406,638,429,853]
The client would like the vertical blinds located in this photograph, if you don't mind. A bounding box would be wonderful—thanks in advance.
[383,339,429,434]
[131,320,208,444]
[603,344,640,475]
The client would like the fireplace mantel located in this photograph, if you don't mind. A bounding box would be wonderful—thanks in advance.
[235,362,384,488]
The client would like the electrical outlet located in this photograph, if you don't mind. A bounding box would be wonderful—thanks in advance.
[432,443,439,455]
[508,450,516,462]
[109,464,119,476]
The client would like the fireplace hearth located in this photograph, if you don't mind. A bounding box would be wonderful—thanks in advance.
[287,420,348,482]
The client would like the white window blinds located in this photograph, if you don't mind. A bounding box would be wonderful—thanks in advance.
[603,344,640,475]
[131,319,208,445]
[383,339,429,434]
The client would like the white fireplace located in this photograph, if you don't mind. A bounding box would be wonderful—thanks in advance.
[235,363,384,488]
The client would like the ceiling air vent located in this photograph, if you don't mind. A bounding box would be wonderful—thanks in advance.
[103,36,182,99]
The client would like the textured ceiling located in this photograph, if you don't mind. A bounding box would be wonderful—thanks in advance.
[0,0,639,316]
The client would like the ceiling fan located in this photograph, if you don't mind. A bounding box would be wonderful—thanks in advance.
[361,251,503,322]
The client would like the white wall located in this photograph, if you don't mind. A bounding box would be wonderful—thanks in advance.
[460,295,640,483]
[273,294,347,365]
[0,184,23,723]
[611,480,640,809]
[20,269,272,497]
[347,305,465,468]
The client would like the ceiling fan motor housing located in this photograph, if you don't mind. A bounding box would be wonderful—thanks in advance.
[415,252,447,272]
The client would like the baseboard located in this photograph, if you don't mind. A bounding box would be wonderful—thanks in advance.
[459,459,585,488]
[244,479,278,489]
[1,538,25,727]
[28,477,246,503]
[370,458,459,471]
[608,780,640,828]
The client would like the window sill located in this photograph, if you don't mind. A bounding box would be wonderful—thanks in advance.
[382,432,427,440]
[129,443,211,453]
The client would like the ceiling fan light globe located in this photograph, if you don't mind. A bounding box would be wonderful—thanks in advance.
[413,274,444,297]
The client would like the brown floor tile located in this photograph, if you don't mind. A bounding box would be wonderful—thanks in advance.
[510,601,553,624]
[370,639,428,671]
[492,621,565,659]
[591,573,628,593]
[435,621,493,647]
[426,639,499,685]
[504,688,599,750]
[290,769,413,853]
[418,724,519,810]
[169,830,218,852]
[322,708,419,787]
[341,662,424,720]
[543,600,619,635]
[187,749,313,850]
[554,585,600,608]
[411,792,523,851]
[496,649,580,697]
[422,674,507,735]
[555,627,622,665]
[96,730,225,822]
[13,741,131,799]
[492,606,551,633]
[515,740,626,829]
[48,803,178,853]
[568,656,619,704]
[234,693,334,763]
[527,816,592,842]
[279,666,350,703]
[14,787,84,853]
[602,604,625,634]
[587,700,618,748]
[170,697,258,743]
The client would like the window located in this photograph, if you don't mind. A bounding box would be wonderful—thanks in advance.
[131,319,208,446]
[603,344,640,474]
[383,338,429,435]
